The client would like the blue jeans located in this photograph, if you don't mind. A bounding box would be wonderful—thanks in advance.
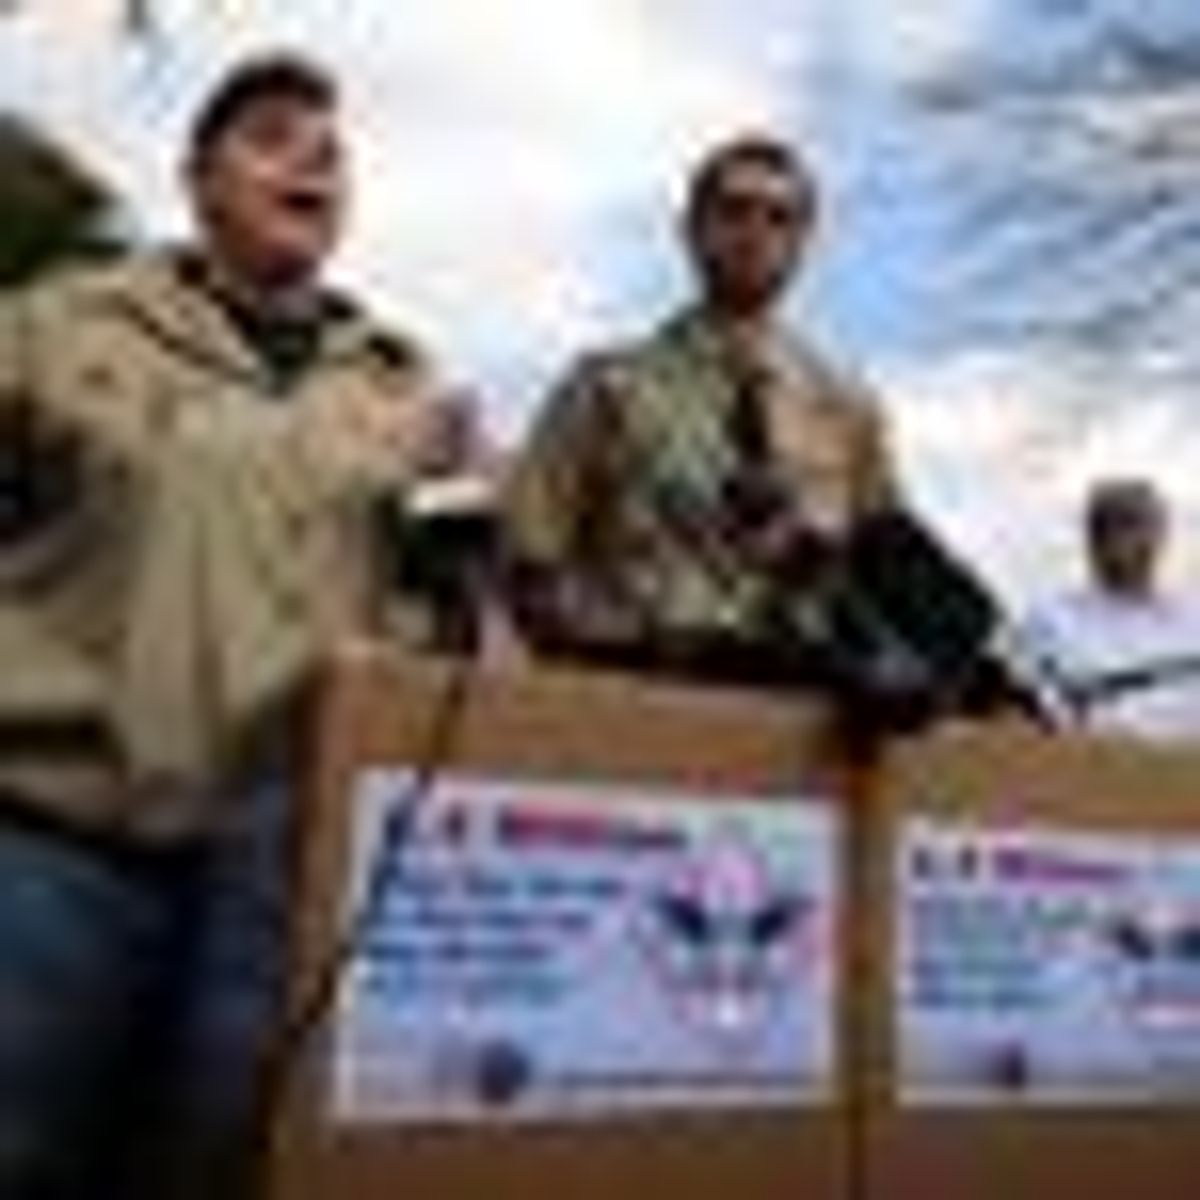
[0,817,182,1198]
[0,776,293,1200]
[159,775,293,1200]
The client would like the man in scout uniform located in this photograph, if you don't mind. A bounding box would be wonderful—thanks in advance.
[504,134,903,690]
[0,54,460,1197]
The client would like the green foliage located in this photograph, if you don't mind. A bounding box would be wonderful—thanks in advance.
[0,115,126,289]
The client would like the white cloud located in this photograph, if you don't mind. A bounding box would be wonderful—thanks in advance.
[2,0,121,40]
[882,349,1200,603]
[326,0,783,382]
[835,0,992,88]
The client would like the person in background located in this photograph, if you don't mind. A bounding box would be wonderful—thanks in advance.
[502,132,1028,725]
[0,53,465,1198]
[374,388,508,655]
[1021,478,1200,741]
[503,134,901,691]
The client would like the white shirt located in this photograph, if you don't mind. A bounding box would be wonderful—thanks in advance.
[1019,587,1200,743]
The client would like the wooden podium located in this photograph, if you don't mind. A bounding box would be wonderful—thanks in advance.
[267,652,1200,1200]
[268,651,853,1200]
[861,722,1200,1200]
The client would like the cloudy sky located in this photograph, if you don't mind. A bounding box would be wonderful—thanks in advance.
[4,0,1200,603]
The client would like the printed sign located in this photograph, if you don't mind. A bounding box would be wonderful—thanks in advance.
[898,818,1200,1104]
[330,772,839,1122]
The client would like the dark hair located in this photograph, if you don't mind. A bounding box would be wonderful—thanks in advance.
[188,53,337,169]
[685,134,814,224]
[1086,478,1165,531]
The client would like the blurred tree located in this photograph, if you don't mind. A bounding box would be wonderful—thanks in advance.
[0,114,126,289]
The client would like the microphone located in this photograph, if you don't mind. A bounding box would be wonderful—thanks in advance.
[395,473,498,654]
[374,384,502,653]
[719,371,1050,723]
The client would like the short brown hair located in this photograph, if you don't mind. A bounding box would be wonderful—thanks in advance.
[685,134,814,224]
[187,53,337,170]
[1087,478,1165,533]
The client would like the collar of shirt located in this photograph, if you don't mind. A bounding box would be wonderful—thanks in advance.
[174,251,341,396]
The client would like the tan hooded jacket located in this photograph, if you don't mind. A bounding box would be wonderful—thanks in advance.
[0,251,436,840]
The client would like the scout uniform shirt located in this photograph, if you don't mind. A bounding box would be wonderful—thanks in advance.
[0,250,437,841]
[504,307,894,662]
